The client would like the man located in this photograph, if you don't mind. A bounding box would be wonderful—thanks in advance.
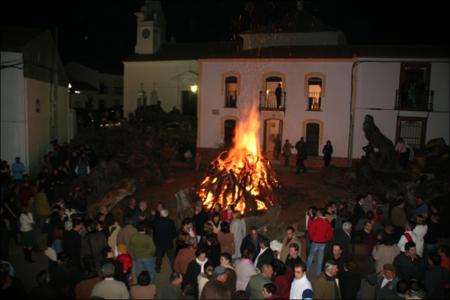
[285,243,303,271]
[116,217,137,248]
[254,237,274,271]
[332,221,353,260]
[323,244,345,278]
[185,248,209,295]
[275,83,283,108]
[306,209,334,275]
[393,241,426,281]
[313,260,341,300]
[62,219,82,268]
[123,197,139,226]
[152,208,177,273]
[81,220,107,274]
[372,235,400,275]
[246,263,273,299]
[424,252,449,299]
[200,266,232,299]
[90,263,129,299]
[128,221,156,283]
[11,157,25,181]
[295,137,307,173]
[262,282,283,300]
[290,262,313,300]
[397,221,418,253]
[411,196,428,219]
[273,135,282,160]
[193,201,209,237]
[390,200,407,237]
[240,226,264,260]
[156,272,183,299]
[395,138,409,168]
[280,226,302,263]
[282,139,293,167]
[374,264,399,300]
[174,239,196,277]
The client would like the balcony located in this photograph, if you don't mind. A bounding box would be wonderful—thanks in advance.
[225,90,237,108]
[395,89,434,111]
[259,90,286,111]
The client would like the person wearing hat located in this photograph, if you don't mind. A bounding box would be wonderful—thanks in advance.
[312,260,341,300]
[374,264,399,300]
[200,265,231,299]
[90,263,130,299]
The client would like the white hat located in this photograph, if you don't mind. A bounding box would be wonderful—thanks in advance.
[270,240,282,253]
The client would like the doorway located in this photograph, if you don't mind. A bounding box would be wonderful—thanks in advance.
[306,123,320,156]
[263,119,283,159]
[224,119,236,148]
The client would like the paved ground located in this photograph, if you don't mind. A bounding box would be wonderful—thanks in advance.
[10,160,355,293]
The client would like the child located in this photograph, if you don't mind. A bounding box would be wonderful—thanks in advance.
[116,244,132,280]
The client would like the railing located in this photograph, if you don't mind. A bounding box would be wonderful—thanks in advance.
[306,91,322,111]
[225,90,237,108]
[395,89,434,111]
[259,90,286,111]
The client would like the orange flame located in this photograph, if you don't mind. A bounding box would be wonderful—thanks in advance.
[198,104,278,215]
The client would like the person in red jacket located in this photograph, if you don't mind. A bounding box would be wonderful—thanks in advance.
[306,209,334,275]
[116,243,133,280]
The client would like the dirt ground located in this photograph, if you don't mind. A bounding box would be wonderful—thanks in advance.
[134,160,355,231]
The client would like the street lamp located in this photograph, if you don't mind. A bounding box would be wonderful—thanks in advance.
[190,84,198,93]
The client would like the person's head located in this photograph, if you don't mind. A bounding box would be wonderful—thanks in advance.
[326,140,331,145]
[363,220,373,233]
[196,248,208,262]
[262,283,277,299]
[35,270,50,286]
[428,251,442,266]
[286,226,295,239]
[101,246,114,259]
[160,209,169,218]
[342,221,352,234]
[15,157,20,163]
[138,271,151,286]
[241,249,253,260]
[72,219,82,232]
[438,245,449,258]
[212,212,220,223]
[101,263,115,278]
[220,252,232,267]
[289,243,299,258]
[396,280,409,296]
[232,290,250,300]
[182,218,193,230]
[169,272,183,286]
[261,264,273,278]
[404,221,414,231]
[383,264,396,280]
[260,237,270,250]
[416,215,426,225]
[250,226,258,239]
[324,260,338,277]
[220,221,230,233]
[415,196,424,206]
[285,139,289,144]
[213,266,228,283]
[138,200,147,211]
[128,197,136,207]
[332,244,343,259]
[293,262,307,279]
[405,241,417,257]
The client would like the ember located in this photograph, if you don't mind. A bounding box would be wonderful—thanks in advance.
[198,105,279,214]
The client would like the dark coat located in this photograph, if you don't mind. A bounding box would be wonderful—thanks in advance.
[393,253,426,281]
[240,234,263,259]
[152,216,177,249]
[374,276,399,300]
[62,230,81,266]
[200,279,232,300]
[256,248,274,270]
[185,260,203,295]
[339,270,362,300]
[425,265,449,299]
[193,210,209,236]
[81,231,107,270]
[332,228,353,259]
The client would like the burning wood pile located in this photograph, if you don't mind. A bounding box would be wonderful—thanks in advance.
[198,106,279,214]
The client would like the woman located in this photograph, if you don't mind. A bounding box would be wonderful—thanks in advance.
[322,140,333,167]
[235,249,257,291]
[208,213,221,235]
[217,222,235,256]
[220,252,237,293]
[19,206,35,262]
[130,271,156,299]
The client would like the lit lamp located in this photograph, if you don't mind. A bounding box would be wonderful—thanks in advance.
[190,84,198,93]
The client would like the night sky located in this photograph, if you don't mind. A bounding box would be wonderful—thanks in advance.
[1,0,448,73]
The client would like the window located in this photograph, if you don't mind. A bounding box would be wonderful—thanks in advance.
[225,76,238,108]
[397,63,432,111]
[307,77,322,111]
[224,119,236,148]
[259,74,285,111]
[396,117,427,150]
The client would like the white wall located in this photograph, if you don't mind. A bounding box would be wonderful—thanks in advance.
[123,60,198,116]
[198,59,353,158]
[1,52,28,170]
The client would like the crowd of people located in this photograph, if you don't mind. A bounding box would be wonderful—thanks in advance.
[1,140,449,299]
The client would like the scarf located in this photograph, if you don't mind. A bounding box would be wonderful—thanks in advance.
[196,258,208,274]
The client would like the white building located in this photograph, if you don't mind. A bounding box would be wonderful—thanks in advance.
[65,62,123,111]
[1,27,75,176]
[123,3,449,167]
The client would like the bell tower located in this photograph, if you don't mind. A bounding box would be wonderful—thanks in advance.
[134,0,166,55]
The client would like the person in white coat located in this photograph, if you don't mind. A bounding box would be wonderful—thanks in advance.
[412,215,428,257]
[290,261,313,300]
[397,221,418,253]
[19,206,35,262]
[230,212,246,259]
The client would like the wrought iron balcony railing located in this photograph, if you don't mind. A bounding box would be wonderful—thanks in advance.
[395,89,434,112]
[259,90,286,111]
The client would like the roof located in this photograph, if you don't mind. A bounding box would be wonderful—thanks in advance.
[241,10,338,34]
[70,80,98,91]
[125,43,449,62]
[0,26,46,52]
[124,41,241,62]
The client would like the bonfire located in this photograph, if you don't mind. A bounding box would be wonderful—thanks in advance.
[198,105,279,214]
